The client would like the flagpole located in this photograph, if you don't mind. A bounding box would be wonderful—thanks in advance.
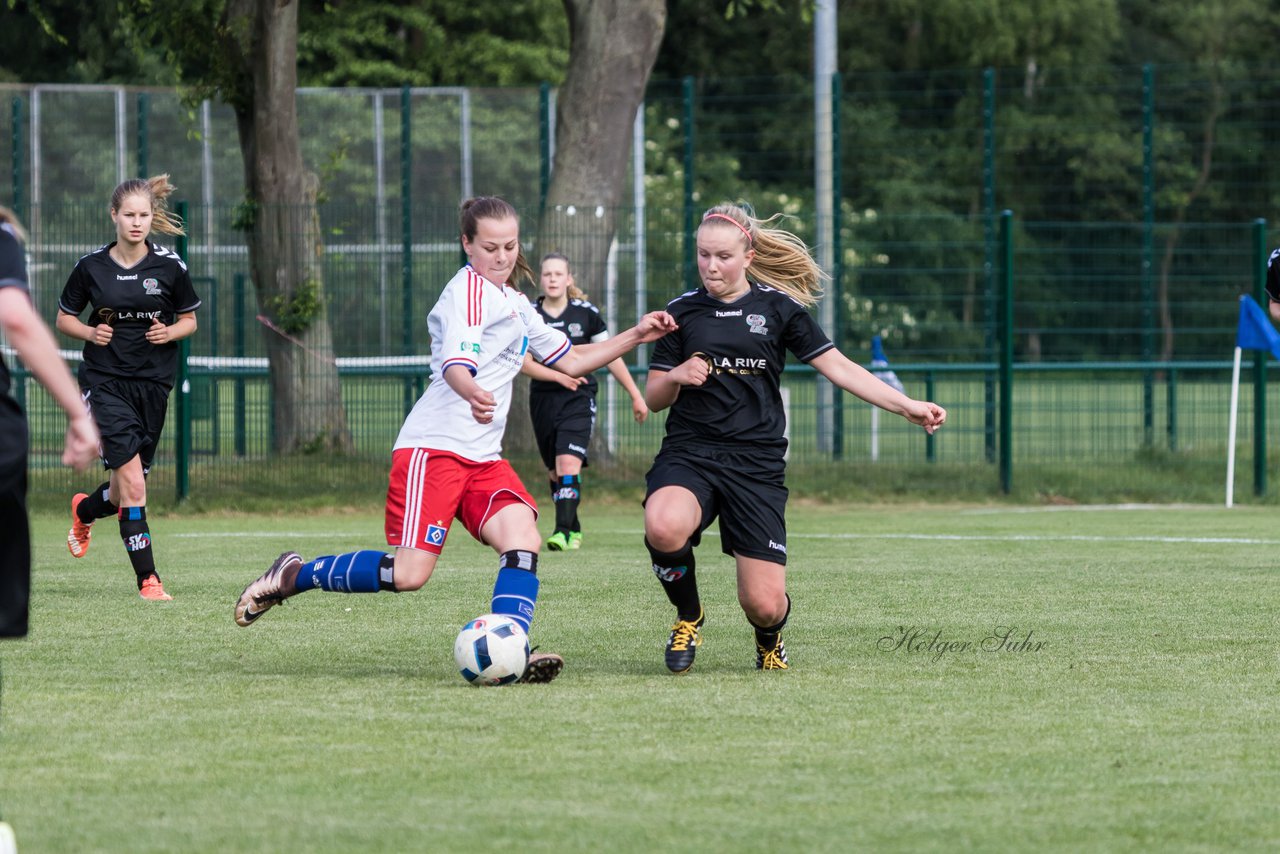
[1226,345,1243,508]
[870,408,880,461]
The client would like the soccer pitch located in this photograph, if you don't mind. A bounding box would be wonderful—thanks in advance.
[3,503,1278,852]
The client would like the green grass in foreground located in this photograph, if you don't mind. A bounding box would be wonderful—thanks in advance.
[2,504,1278,852]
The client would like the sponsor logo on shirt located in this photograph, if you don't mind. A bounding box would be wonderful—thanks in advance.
[697,353,769,376]
[117,274,138,280]
[715,309,743,317]
[112,309,164,323]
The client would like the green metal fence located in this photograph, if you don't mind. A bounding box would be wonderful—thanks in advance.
[5,64,1280,506]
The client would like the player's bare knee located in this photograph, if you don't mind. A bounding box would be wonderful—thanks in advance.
[644,522,688,554]
[739,590,787,626]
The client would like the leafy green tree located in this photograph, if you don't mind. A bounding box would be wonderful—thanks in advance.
[295,0,569,87]
[123,0,354,453]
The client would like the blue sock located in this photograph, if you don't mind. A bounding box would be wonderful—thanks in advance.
[294,550,391,593]
[491,550,539,633]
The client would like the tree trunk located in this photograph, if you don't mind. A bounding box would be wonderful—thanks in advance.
[517,0,665,460]
[225,0,352,454]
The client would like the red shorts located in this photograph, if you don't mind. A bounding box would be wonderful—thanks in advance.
[385,448,537,554]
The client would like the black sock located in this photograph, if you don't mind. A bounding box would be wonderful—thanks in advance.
[118,506,157,587]
[554,474,580,534]
[77,481,116,523]
[568,474,583,533]
[750,594,792,648]
[646,538,700,621]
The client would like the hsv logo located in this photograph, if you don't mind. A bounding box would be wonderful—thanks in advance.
[653,563,687,582]
[425,525,447,546]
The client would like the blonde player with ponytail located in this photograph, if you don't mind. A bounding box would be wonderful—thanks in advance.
[643,202,946,673]
[57,175,200,601]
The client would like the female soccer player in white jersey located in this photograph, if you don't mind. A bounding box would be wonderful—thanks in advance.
[643,203,946,674]
[56,175,200,601]
[521,252,649,551]
[234,196,677,684]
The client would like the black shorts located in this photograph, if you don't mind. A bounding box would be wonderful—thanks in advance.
[83,378,171,472]
[529,389,597,471]
[644,444,789,565]
[1,436,30,639]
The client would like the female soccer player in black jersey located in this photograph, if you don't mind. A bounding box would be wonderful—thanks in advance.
[522,253,648,551]
[643,203,946,673]
[1,206,99,637]
[56,176,201,601]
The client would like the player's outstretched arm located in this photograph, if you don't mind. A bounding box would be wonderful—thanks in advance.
[810,347,947,434]
[555,311,677,378]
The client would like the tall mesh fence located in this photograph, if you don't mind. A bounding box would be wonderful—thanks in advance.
[3,64,1280,506]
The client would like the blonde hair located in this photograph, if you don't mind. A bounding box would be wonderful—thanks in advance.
[0,205,27,243]
[111,174,185,236]
[699,203,828,307]
[459,196,535,288]
[540,252,587,300]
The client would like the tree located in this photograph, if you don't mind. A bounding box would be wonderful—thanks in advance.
[120,0,352,454]
[514,0,667,457]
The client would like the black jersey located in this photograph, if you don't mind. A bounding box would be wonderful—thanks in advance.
[531,296,609,394]
[58,240,201,389]
[1,223,30,469]
[651,281,834,454]
[0,223,28,403]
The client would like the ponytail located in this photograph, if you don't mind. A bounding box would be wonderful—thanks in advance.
[698,203,827,307]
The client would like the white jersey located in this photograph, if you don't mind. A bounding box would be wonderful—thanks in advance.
[394,265,571,461]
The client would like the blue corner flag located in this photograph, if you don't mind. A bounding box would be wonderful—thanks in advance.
[870,335,905,392]
[1236,295,1280,358]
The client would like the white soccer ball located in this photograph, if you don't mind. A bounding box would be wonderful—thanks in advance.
[453,613,530,686]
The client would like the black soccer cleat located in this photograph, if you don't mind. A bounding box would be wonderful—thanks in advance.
[755,635,789,670]
[664,611,704,674]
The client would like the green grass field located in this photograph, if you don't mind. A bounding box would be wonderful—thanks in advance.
[2,503,1278,852]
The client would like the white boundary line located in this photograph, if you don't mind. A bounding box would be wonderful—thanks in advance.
[170,529,1280,546]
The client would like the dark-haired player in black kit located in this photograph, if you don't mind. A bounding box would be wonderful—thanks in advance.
[521,253,648,551]
[55,175,200,601]
[643,203,947,673]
